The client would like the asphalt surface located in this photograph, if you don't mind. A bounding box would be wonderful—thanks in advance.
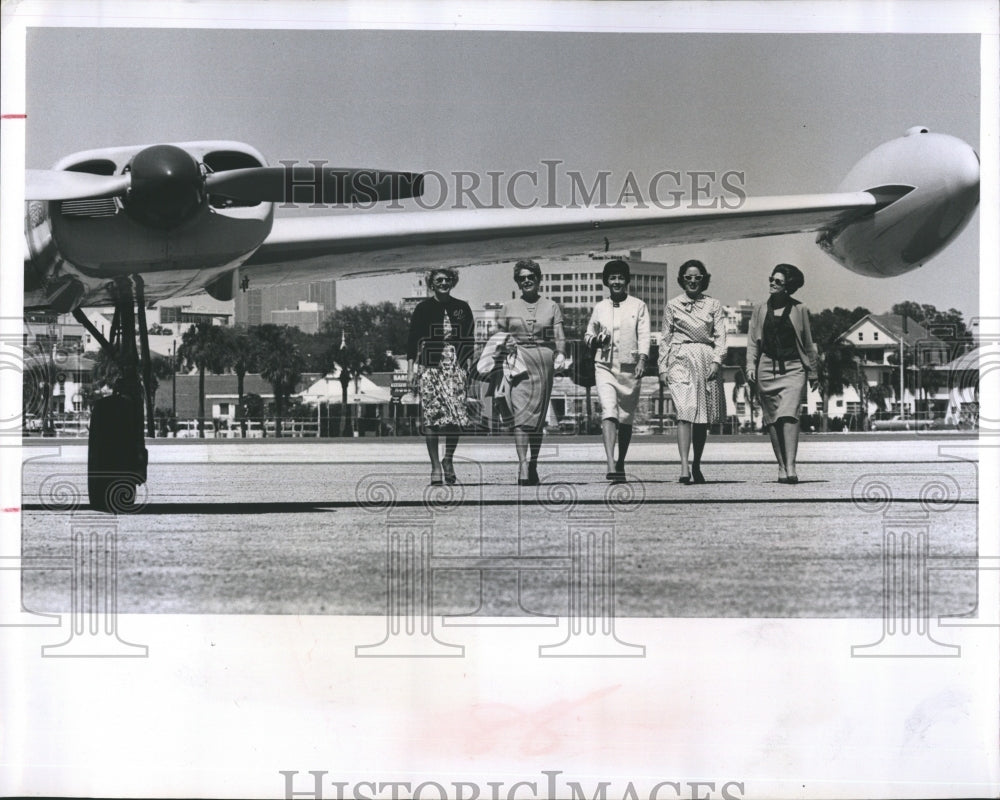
[18,433,980,617]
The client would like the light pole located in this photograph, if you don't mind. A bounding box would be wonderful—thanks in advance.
[171,339,177,422]
[899,327,906,420]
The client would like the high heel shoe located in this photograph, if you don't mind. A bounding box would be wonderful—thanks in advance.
[691,465,705,484]
[678,474,691,485]
[517,462,537,486]
[442,457,457,485]
[527,463,539,485]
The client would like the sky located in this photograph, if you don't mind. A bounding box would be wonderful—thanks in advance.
[22,28,983,321]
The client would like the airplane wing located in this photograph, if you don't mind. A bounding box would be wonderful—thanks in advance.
[240,191,878,286]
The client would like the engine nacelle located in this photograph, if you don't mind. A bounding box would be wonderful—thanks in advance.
[817,128,979,277]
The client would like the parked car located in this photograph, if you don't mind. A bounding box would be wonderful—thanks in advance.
[870,415,939,431]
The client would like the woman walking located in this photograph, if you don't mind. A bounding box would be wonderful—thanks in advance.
[496,259,567,485]
[745,263,817,484]
[585,259,650,482]
[657,259,727,484]
[407,267,474,485]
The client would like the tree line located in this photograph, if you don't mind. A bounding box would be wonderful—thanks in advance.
[47,298,971,438]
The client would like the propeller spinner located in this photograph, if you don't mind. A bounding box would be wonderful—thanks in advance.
[26,143,425,228]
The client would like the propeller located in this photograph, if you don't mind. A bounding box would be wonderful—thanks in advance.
[25,169,131,201]
[26,143,425,224]
[205,166,424,204]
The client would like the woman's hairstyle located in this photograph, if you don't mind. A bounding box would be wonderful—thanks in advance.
[427,267,459,286]
[602,259,631,286]
[512,259,542,283]
[676,259,711,291]
[771,263,805,294]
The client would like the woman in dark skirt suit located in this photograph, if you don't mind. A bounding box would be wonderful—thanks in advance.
[496,259,567,485]
[745,263,818,484]
[407,267,474,485]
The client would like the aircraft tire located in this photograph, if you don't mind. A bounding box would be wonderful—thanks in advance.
[87,395,148,513]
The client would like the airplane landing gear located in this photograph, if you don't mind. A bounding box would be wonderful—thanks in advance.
[73,278,152,512]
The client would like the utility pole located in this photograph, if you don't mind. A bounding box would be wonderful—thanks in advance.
[171,339,177,420]
[899,316,907,419]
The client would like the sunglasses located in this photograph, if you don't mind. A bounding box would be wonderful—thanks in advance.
[516,274,538,283]
[768,276,786,286]
[431,276,453,285]
[682,274,703,282]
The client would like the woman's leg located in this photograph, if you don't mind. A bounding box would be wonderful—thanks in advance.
[616,423,633,471]
[425,431,442,482]
[781,418,801,479]
[766,422,787,478]
[602,418,618,473]
[441,432,460,482]
[690,423,708,482]
[514,428,530,480]
[676,420,692,479]
[691,423,708,467]
[528,431,544,480]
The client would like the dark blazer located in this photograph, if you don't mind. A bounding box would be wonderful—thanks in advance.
[746,298,818,377]
[407,296,475,368]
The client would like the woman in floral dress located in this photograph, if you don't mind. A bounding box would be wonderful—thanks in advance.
[407,267,474,485]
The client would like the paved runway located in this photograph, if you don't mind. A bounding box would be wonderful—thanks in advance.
[18,434,980,617]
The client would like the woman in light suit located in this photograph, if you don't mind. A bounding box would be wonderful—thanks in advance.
[745,263,818,484]
[585,259,650,482]
[658,260,727,484]
[496,259,567,485]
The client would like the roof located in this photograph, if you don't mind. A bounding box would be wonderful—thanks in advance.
[842,314,939,347]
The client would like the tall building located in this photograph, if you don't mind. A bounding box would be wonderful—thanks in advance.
[531,250,669,332]
[270,301,329,334]
[235,279,336,329]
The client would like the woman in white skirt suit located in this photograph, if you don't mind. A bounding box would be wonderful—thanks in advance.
[585,259,651,482]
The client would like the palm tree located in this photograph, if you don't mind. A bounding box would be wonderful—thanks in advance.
[222,327,259,437]
[177,322,230,438]
[917,363,944,419]
[814,338,861,432]
[252,324,305,438]
[868,384,892,417]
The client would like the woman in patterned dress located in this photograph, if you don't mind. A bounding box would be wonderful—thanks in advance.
[496,259,567,485]
[745,263,817,484]
[585,259,651,482]
[657,260,727,484]
[407,267,474,485]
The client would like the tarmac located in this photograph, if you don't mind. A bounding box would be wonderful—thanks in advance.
[16,432,981,618]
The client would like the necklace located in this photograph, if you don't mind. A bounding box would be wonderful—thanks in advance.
[522,297,539,336]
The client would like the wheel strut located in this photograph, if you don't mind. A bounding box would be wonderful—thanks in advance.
[78,278,149,512]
